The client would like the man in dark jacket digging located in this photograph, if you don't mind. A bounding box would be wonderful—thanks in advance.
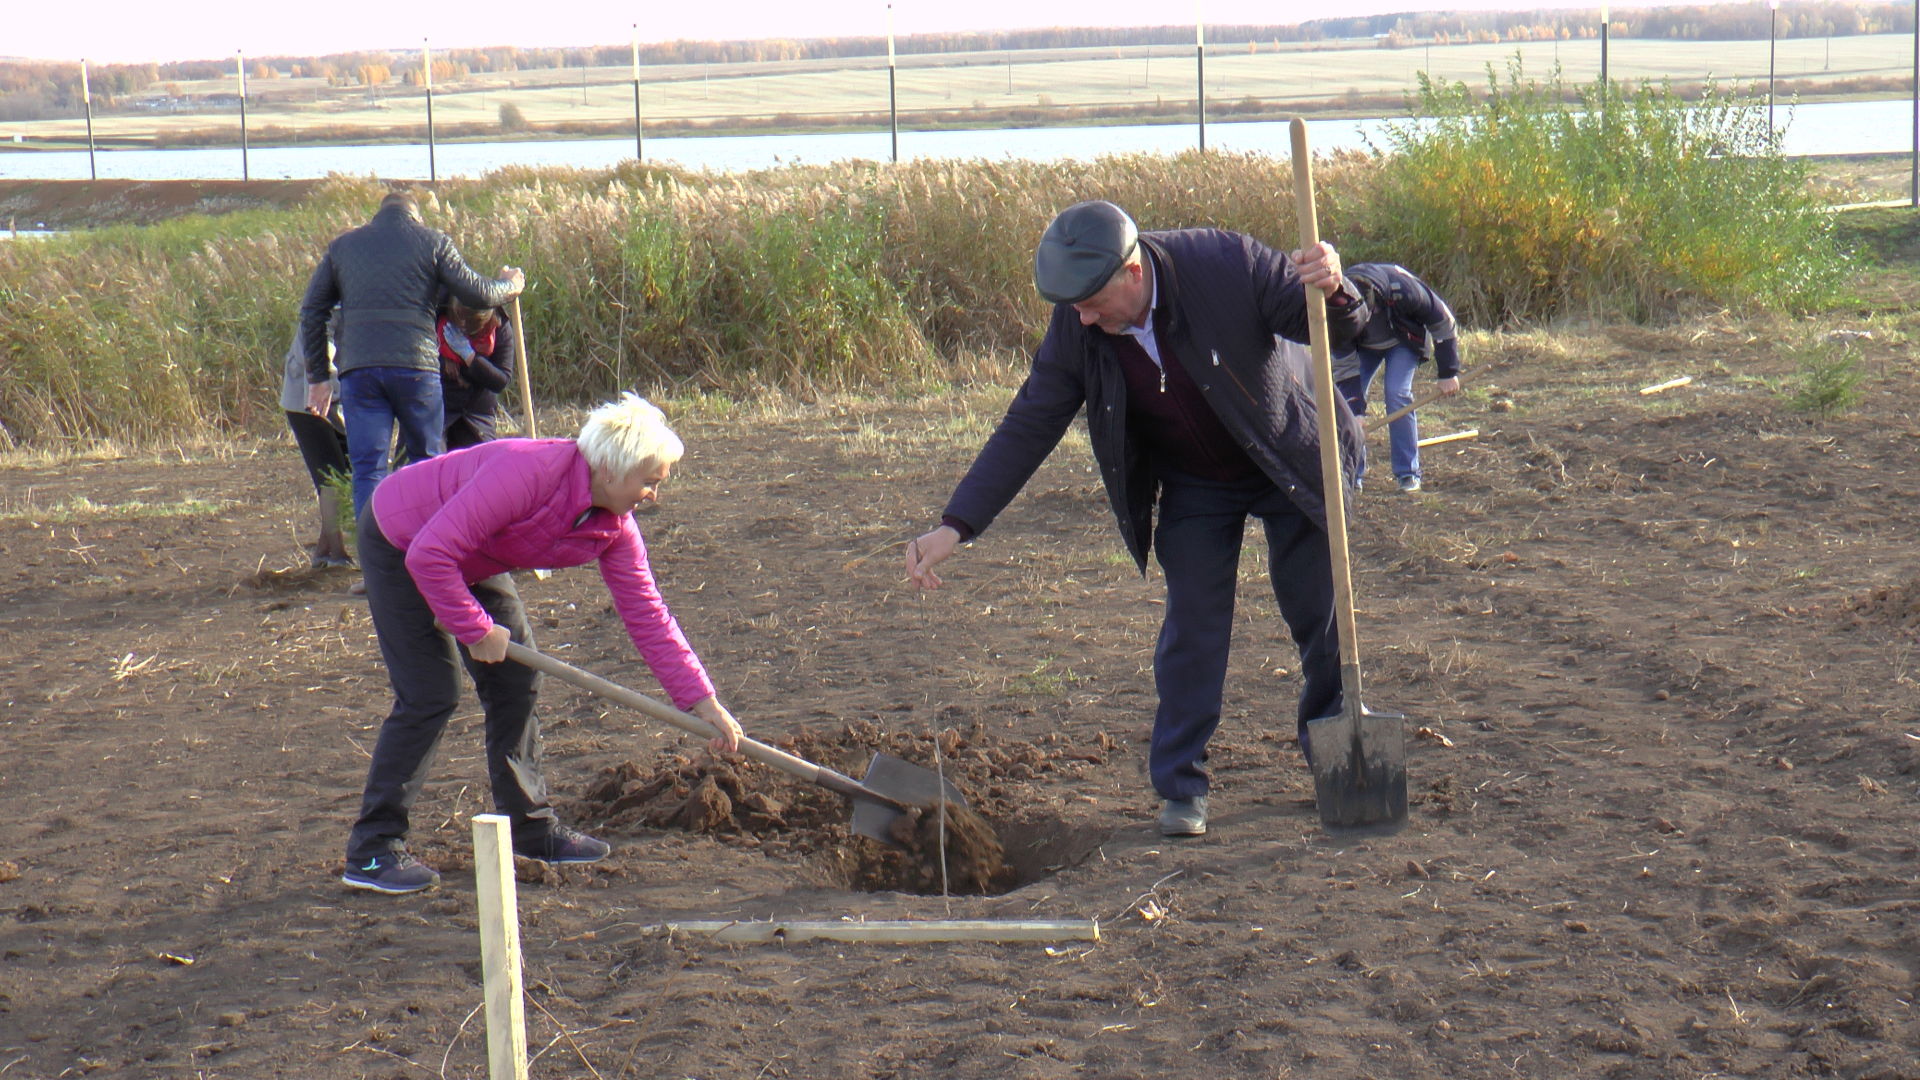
[298,190,525,518]
[1333,261,1462,493]
[904,200,1369,838]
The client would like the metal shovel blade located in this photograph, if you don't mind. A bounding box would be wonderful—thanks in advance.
[1307,705,1409,836]
[849,752,972,845]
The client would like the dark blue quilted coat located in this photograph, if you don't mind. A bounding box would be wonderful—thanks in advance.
[298,201,517,385]
[944,228,1370,571]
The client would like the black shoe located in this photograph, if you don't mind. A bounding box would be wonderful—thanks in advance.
[513,824,610,864]
[1157,796,1209,837]
[342,851,440,894]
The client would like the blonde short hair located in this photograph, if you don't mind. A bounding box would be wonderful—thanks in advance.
[577,393,685,478]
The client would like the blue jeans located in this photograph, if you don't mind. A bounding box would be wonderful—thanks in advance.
[1148,471,1341,800]
[1338,343,1422,482]
[340,367,445,518]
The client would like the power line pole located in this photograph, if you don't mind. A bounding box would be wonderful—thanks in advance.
[632,25,644,162]
[81,58,96,180]
[237,50,250,181]
[1195,9,1207,152]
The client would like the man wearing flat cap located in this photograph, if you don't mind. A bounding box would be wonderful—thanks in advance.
[905,200,1369,838]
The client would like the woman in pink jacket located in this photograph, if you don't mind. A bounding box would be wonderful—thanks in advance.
[343,394,742,895]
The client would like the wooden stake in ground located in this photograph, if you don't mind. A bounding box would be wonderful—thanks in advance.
[472,814,529,1080]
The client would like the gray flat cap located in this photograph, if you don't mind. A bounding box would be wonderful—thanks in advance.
[1033,200,1139,305]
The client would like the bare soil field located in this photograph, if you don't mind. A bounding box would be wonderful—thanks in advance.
[3,309,1919,1078]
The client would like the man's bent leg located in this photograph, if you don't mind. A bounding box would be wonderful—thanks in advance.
[1150,476,1251,801]
[1380,344,1423,482]
[389,369,447,466]
[340,369,398,520]
[1256,496,1341,758]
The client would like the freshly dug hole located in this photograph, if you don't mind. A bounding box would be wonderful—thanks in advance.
[874,799,1009,894]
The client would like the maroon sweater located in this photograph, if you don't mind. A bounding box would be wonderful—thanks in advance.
[1108,331,1262,483]
[943,317,1261,540]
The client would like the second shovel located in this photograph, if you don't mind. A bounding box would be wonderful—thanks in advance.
[1289,117,1409,836]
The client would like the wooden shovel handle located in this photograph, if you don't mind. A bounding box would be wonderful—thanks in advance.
[501,640,902,810]
[1365,382,1458,433]
[510,296,537,440]
[1289,118,1365,690]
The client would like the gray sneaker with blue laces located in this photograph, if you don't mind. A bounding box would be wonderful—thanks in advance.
[342,851,441,894]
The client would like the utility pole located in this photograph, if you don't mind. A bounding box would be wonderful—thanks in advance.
[887,4,898,163]
[237,50,250,181]
[1195,6,1207,152]
[1768,0,1779,140]
[424,39,436,184]
[81,58,96,180]
[1599,4,1610,131]
[632,26,643,161]
[1599,3,1610,87]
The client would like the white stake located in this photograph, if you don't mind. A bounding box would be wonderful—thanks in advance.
[472,814,528,1080]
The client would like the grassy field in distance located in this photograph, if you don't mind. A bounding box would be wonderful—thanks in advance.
[5,32,1915,146]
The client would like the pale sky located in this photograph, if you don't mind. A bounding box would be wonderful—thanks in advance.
[12,0,1667,65]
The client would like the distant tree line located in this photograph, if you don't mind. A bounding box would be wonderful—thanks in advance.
[2,1,1910,121]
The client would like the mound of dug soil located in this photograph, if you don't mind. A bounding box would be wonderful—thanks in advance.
[566,719,1110,894]
[1841,578,1920,632]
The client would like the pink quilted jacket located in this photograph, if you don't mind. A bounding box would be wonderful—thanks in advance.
[371,438,715,709]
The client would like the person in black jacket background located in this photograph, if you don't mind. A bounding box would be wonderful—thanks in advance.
[904,200,1370,839]
[297,190,525,517]
[1333,262,1462,494]
[435,298,515,449]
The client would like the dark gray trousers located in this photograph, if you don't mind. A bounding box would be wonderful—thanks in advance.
[346,512,553,862]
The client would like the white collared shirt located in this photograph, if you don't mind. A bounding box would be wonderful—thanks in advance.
[1120,270,1163,368]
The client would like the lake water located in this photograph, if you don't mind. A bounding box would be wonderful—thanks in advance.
[0,99,1912,183]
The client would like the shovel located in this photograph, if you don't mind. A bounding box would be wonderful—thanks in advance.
[1290,118,1409,836]
[1365,381,1460,434]
[509,295,537,440]
[502,640,968,848]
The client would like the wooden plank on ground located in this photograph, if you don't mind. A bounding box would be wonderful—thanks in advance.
[1638,375,1693,395]
[635,919,1101,944]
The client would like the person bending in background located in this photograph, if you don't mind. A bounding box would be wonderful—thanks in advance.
[1333,262,1462,494]
[436,297,515,449]
[298,189,525,519]
[904,200,1369,840]
[343,393,744,895]
[279,315,350,568]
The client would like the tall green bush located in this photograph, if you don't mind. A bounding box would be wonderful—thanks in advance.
[1354,59,1849,324]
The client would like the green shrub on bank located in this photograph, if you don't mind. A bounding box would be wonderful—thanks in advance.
[0,103,1854,447]
[1356,59,1848,324]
